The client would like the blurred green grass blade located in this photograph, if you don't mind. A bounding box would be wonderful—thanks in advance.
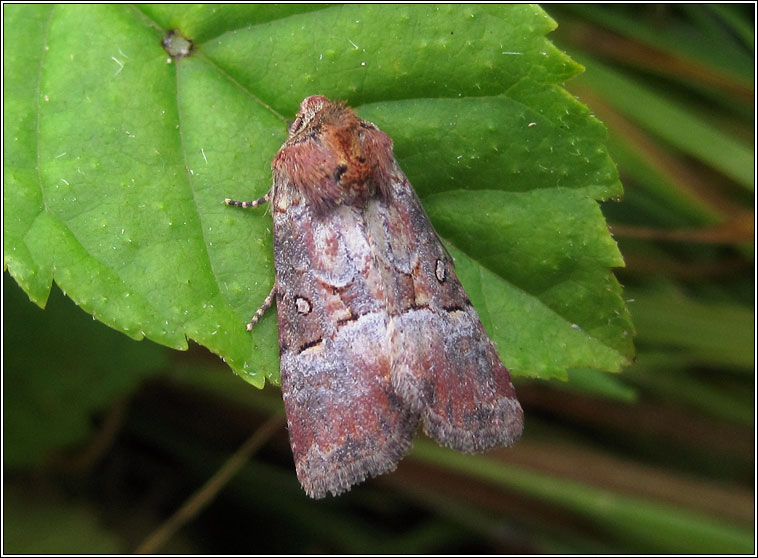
[627,353,753,426]
[412,443,753,553]
[555,5,753,83]
[560,368,638,402]
[571,55,753,190]
[626,286,753,370]
[600,133,720,227]
[706,4,754,49]
[681,4,754,52]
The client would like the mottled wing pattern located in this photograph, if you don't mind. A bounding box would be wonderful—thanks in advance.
[366,170,524,452]
[261,95,522,499]
[273,190,419,498]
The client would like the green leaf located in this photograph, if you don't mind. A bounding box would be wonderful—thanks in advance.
[357,90,622,201]
[3,4,632,387]
[429,188,632,376]
[139,4,330,43]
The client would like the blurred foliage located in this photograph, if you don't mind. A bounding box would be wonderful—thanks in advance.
[3,4,754,554]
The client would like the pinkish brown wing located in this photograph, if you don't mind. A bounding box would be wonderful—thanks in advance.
[365,171,524,453]
[273,195,419,499]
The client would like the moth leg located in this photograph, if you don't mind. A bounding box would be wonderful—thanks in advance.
[224,192,270,208]
[247,285,276,331]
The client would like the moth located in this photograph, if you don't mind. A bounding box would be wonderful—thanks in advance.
[226,95,523,498]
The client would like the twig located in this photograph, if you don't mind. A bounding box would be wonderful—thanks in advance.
[135,414,284,554]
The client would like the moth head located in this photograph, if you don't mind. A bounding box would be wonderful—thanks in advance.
[275,96,396,211]
[288,95,333,137]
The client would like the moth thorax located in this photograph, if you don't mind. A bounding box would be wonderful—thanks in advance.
[338,172,378,205]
